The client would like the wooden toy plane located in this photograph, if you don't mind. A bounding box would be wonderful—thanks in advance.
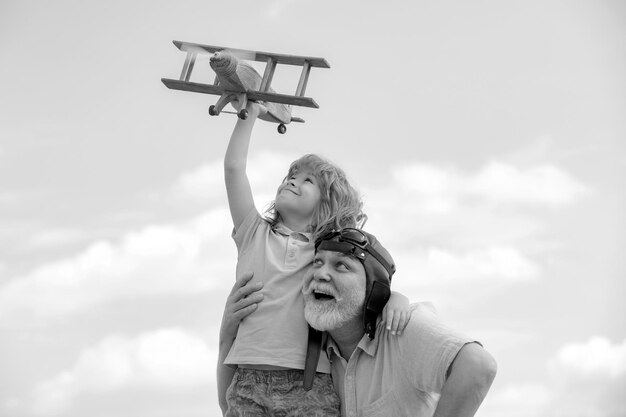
[161,40,330,134]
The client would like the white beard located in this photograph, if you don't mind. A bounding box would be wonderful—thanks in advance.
[303,293,364,331]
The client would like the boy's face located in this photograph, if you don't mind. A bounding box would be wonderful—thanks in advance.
[275,169,321,221]
[302,249,366,331]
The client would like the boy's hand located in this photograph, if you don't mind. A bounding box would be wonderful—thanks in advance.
[382,291,411,336]
[248,102,268,118]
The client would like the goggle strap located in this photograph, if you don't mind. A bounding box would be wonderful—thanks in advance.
[317,240,395,278]
[317,241,367,260]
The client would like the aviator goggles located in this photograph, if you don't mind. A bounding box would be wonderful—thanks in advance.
[315,228,395,279]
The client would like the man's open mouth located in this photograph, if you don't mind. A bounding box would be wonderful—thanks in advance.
[313,290,335,301]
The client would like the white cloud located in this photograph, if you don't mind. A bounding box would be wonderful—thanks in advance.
[547,337,626,416]
[390,161,588,213]
[478,383,550,417]
[170,151,295,206]
[24,228,85,249]
[172,160,223,203]
[0,208,235,321]
[548,336,626,378]
[366,160,587,246]
[480,337,626,417]
[395,245,540,285]
[469,162,589,206]
[31,328,216,416]
[390,245,540,311]
[390,163,461,213]
[360,159,588,294]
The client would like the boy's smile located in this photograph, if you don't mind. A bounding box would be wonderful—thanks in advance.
[275,169,321,220]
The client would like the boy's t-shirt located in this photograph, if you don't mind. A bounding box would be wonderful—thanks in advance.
[224,208,331,373]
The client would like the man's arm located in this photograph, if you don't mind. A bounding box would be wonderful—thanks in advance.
[217,340,237,415]
[224,103,265,230]
[433,342,497,417]
[217,273,264,414]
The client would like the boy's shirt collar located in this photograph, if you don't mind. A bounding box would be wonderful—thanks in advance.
[272,222,311,242]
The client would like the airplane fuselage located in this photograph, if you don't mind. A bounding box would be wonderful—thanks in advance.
[210,51,291,124]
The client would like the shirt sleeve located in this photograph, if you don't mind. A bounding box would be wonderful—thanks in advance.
[400,311,477,393]
[232,207,262,254]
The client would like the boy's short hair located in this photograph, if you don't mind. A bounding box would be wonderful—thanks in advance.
[265,154,366,238]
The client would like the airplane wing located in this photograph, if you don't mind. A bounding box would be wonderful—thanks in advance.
[161,78,319,108]
[161,78,224,96]
[247,91,319,108]
[173,40,330,69]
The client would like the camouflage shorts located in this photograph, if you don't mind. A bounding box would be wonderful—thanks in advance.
[225,368,341,417]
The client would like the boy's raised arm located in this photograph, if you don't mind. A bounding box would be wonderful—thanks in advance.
[223,103,265,230]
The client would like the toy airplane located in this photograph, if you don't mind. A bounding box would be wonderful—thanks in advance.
[161,40,330,134]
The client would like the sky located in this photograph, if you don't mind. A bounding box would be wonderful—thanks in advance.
[0,0,625,416]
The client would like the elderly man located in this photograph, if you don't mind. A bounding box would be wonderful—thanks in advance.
[301,228,496,416]
[220,228,497,416]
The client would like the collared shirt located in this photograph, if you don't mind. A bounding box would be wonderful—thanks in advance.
[326,313,474,417]
[225,208,331,373]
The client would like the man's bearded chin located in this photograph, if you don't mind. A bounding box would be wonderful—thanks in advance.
[303,294,363,331]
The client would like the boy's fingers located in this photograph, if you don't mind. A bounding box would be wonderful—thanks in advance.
[247,101,266,111]
[391,313,400,335]
[397,312,408,335]
[384,310,390,330]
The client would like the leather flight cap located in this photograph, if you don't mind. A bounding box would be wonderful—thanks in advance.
[316,240,395,280]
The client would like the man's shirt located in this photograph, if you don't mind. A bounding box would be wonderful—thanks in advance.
[326,312,476,417]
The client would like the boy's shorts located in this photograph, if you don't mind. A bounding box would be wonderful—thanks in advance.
[225,368,341,417]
